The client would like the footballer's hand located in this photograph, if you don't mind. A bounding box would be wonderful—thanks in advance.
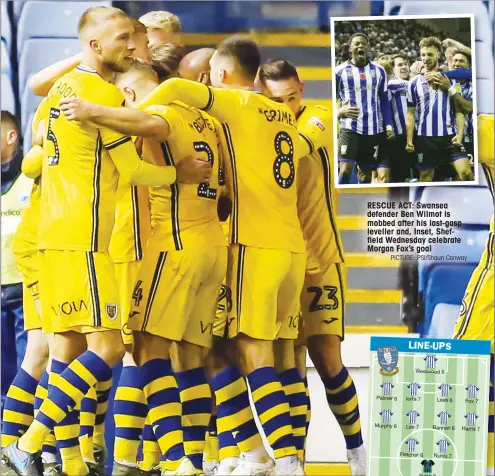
[386,128,395,141]
[432,74,451,91]
[442,38,459,49]
[338,105,360,119]
[410,60,425,75]
[60,97,94,121]
[175,155,212,184]
[451,135,464,147]
[405,141,415,153]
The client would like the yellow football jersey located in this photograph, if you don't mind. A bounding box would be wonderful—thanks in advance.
[38,65,131,252]
[478,114,494,233]
[108,179,150,263]
[12,99,49,254]
[142,103,225,250]
[297,105,345,265]
[138,79,305,253]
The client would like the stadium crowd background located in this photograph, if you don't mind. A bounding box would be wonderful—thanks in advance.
[0,1,494,475]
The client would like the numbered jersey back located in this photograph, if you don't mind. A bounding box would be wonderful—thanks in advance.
[38,66,127,252]
[219,91,305,253]
[143,103,225,251]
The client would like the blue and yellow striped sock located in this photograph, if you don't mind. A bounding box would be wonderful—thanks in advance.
[50,359,88,476]
[247,367,297,459]
[79,386,97,463]
[114,365,147,465]
[176,367,212,471]
[323,366,363,450]
[488,354,494,470]
[210,366,260,457]
[18,351,113,458]
[139,416,161,471]
[1,368,38,447]
[278,369,308,461]
[303,377,311,448]
[93,377,112,448]
[204,415,220,463]
[141,359,185,471]
[34,371,57,463]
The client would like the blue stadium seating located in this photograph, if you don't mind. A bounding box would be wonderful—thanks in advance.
[1,74,15,114]
[17,1,110,53]
[1,2,11,49]
[1,40,11,77]
[21,88,42,136]
[23,112,34,153]
[18,38,81,96]
[12,0,25,21]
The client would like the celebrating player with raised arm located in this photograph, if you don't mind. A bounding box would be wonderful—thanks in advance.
[335,33,393,184]
[259,59,366,476]
[406,36,471,183]
[2,7,206,476]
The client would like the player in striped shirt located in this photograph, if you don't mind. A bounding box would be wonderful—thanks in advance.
[424,355,438,369]
[466,384,480,399]
[438,383,452,398]
[465,413,479,426]
[437,411,451,425]
[406,36,471,182]
[381,382,394,396]
[379,410,393,424]
[405,438,419,452]
[407,382,421,397]
[406,410,420,425]
[388,54,415,183]
[436,439,450,454]
[335,33,393,184]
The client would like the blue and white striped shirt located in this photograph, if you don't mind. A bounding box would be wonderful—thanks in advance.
[406,410,420,425]
[437,411,451,425]
[408,382,421,397]
[381,382,394,396]
[438,383,452,398]
[407,74,455,137]
[388,79,408,136]
[465,412,479,425]
[436,439,450,454]
[336,60,388,135]
[405,438,420,452]
[424,355,438,369]
[380,409,393,424]
[466,384,479,398]
[453,79,474,142]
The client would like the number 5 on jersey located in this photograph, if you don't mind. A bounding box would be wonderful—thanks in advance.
[47,108,61,166]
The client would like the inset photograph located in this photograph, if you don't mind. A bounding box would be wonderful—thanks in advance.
[331,15,476,187]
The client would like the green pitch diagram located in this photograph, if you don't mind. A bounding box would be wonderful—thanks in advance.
[368,337,491,476]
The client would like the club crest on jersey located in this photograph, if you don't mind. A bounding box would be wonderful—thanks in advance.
[105,303,118,320]
[377,346,399,376]
[309,117,325,131]
[341,145,348,155]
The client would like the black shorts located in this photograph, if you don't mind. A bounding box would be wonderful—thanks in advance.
[415,135,468,169]
[338,129,381,170]
[390,134,415,182]
[376,132,390,168]
[464,140,474,161]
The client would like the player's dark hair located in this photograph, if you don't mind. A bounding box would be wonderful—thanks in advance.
[348,32,368,46]
[452,48,471,66]
[419,36,442,52]
[258,59,300,86]
[392,54,409,66]
[1,110,21,136]
[216,35,261,80]
[152,43,186,81]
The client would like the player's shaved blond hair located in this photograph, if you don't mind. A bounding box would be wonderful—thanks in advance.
[139,10,181,33]
[77,6,128,41]
[130,17,147,35]
[152,42,185,81]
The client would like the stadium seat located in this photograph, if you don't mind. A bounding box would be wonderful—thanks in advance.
[17,1,111,53]
[1,74,16,114]
[419,186,492,226]
[23,112,34,154]
[18,38,81,96]
[1,40,11,77]
[21,88,43,135]
[12,1,25,21]
[1,2,11,49]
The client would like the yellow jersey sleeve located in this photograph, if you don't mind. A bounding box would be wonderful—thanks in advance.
[31,98,49,142]
[297,105,332,156]
[138,77,245,123]
[21,146,44,179]
[143,104,184,141]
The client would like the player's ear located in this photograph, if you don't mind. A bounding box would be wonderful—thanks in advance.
[219,68,227,84]
[299,80,305,95]
[90,39,101,54]
[6,128,18,146]
[123,87,136,103]
[198,71,209,85]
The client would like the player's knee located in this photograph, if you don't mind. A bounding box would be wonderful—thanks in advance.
[235,334,274,375]
[173,340,206,372]
[274,338,296,373]
[457,168,474,181]
[307,334,343,378]
[294,344,308,378]
[205,338,233,378]
[87,330,125,367]
[339,162,353,176]
[22,330,50,378]
[132,331,172,366]
[376,169,390,183]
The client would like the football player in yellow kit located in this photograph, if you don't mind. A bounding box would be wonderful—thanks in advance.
[1,100,60,475]
[61,56,229,475]
[453,114,494,476]
[259,60,366,476]
[2,8,202,476]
